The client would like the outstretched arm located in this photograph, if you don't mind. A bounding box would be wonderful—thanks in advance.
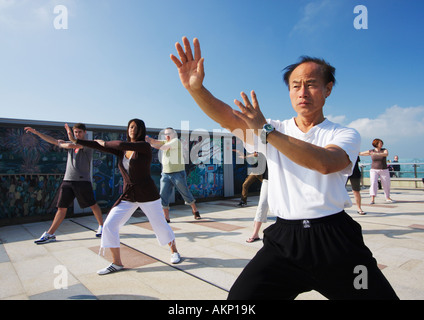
[145,136,168,150]
[25,126,77,149]
[360,149,388,157]
[25,127,60,146]
[172,37,354,174]
[171,37,254,143]
[65,123,124,155]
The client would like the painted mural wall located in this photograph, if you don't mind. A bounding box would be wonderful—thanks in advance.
[0,122,254,226]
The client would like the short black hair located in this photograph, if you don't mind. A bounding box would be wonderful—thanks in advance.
[283,56,336,88]
[127,118,146,142]
[73,123,86,131]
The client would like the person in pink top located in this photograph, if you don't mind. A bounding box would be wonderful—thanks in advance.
[359,138,395,204]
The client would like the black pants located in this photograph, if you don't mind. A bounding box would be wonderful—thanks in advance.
[228,211,398,300]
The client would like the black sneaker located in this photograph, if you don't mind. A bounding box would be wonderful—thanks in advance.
[236,201,247,207]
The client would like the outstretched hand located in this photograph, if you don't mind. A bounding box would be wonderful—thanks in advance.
[170,37,204,91]
[64,124,77,143]
[94,139,106,147]
[233,91,267,133]
[24,127,36,135]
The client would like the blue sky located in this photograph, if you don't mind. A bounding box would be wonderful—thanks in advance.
[1,0,423,159]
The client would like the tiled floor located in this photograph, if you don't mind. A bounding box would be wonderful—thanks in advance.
[1,188,424,300]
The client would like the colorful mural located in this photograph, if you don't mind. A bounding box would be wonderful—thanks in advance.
[0,126,68,223]
[0,127,67,174]
[0,123,233,225]
[150,133,225,203]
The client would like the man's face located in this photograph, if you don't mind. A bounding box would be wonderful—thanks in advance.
[288,62,333,119]
[73,128,86,140]
[164,129,174,141]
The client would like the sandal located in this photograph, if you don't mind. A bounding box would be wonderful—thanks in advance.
[246,237,260,243]
[193,211,201,220]
[357,210,366,215]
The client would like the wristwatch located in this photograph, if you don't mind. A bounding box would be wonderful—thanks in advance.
[260,123,275,144]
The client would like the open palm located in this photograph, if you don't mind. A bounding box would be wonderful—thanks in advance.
[171,37,204,91]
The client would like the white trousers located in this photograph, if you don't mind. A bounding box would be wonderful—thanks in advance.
[101,199,175,248]
[369,169,391,198]
[254,179,269,223]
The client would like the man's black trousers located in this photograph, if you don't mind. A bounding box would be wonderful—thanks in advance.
[228,211,398,300]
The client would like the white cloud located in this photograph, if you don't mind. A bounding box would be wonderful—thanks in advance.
[347,105,424,158]
[326,114,346,125]
[290,0,341,36]
[327,105,424,158]
[348,105,424,142]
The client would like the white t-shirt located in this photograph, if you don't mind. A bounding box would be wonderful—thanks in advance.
[122,152,133,173]
[246,118,361,220]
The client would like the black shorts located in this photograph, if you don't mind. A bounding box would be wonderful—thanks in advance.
[228,211,398,300]
[56,181,96,209]
[349,177,361,191]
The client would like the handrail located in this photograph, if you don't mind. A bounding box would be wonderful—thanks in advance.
[359,162,423,167]
[356,162,424,189]
[359,162,423,179]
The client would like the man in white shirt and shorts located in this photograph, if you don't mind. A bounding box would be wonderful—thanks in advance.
[170,37,398,300]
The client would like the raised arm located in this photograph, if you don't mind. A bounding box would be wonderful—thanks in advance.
[171,37,252,142]
[25,127,60,146]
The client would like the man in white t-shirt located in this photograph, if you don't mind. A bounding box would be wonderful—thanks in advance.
[170,37,398,300]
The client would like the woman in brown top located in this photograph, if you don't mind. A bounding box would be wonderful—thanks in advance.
[65,119,181,275]
[359,138,394,204]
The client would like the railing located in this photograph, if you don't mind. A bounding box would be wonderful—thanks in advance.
[359,162,424,188]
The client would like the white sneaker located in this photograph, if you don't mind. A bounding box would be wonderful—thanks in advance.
[96,225,103,238]
[170,252,181,264]
[34,231,56,244]
[97,263,123,275]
